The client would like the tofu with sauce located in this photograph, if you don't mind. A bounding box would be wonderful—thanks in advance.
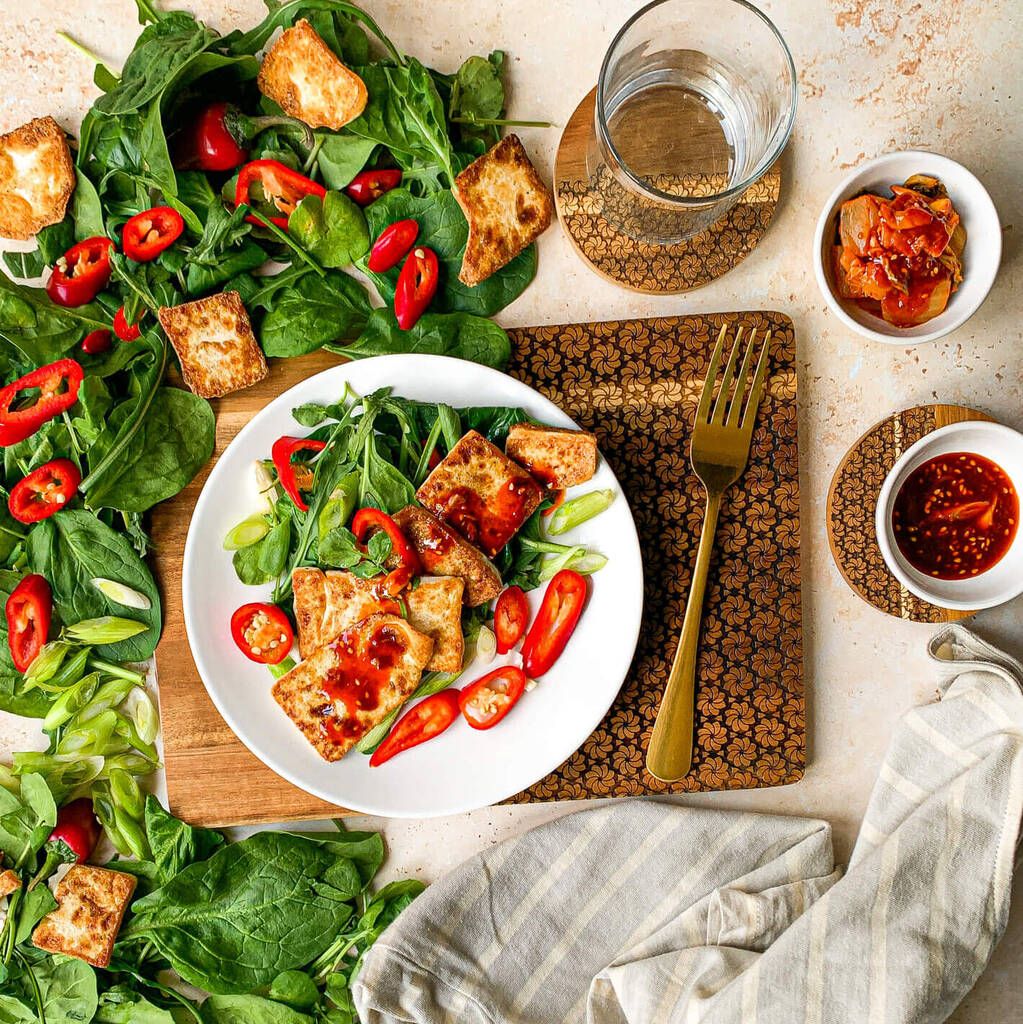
[257,19,368,130]
[0,116,75,240]
[32,864,136,968]
[157,291,268,399]
[454,134,553,286]
[271,613,433,762]
[415,430,543,559]
[393,505,502,607]
[292,567,464,672]
[506,422,598,490]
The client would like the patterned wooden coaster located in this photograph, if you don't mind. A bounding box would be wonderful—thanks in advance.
[505,310,804,797]
[827,404,994,623]
[554,88,782,294]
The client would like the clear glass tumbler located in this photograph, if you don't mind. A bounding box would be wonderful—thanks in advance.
[586,0,797,245]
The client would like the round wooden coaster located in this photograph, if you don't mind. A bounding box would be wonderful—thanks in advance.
[553,88,782,294]
[827,404,995,623]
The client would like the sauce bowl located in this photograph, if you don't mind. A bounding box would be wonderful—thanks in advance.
[876,420,1023,611]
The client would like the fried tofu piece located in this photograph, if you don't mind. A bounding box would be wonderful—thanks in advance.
[0,116,75,240]
[0,869,21,897]
[32,864,136,968]
[272,613,433,761]
[393,506,502,607]
[158,290,268,399]
[258,19,368,131]
[416,430,543,558]
[292,567,464,672]
[506,422,598,490]
[454,134,553,287]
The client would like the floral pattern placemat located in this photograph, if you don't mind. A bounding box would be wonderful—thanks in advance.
[506,310,805,796]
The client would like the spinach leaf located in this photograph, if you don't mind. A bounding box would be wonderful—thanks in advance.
[334,308,510,368]
[12,884,58,944]
[314,135,376,190]
[144,795,224,884]
[360,188,536,316]
[0,273,108,364]
[256,269,371,357]
[186,241,268,296]
[86,387,214,513]
[0,773,56,867]
[93,12,218,115]
[449,51,506,146]
[200,995,313,1024]
[123,832,359,993]
[287,192,369,268]
[33,956,98,1024]
[95,987,176,1024]
[348,61,456,188]
[26,510,161,661]
[224,1,402,64]
[233,541,274,586]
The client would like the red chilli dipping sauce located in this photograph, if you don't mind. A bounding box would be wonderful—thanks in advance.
[892,451,1019,580]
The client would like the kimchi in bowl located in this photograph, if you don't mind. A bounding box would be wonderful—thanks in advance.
[814,151,1000,345]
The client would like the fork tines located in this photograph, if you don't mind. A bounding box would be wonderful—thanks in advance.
[697,324,772,430]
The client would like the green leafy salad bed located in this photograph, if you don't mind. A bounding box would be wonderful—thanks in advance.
[0,0,556,1016]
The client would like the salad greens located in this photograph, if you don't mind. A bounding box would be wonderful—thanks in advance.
[0,765,419,1022]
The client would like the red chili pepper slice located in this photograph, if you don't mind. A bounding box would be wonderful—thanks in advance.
[459,666,527,730]
[5,574,51,673]
[369,689,460,766]
[394,246,438,331]
[8,458,81,524]
[113,307,143,341]
[45,237,113,308]
[367,219,419,273]
[521,569,587,678]
[494,586,530,654]
[230,602,294,665]
[271,436,327,512]
[345,169,402,206]
[234,159,326,229]
[81,329,112,355]
[0,359,84,447]
[122,206,184,262]
[352,507,422,573]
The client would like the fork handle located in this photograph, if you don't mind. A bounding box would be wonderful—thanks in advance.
[645,488,723,782]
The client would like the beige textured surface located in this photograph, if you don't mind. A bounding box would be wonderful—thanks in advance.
[1,1,1021,1018]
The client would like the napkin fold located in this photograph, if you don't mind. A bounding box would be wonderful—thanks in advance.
[353,626,1023,1024]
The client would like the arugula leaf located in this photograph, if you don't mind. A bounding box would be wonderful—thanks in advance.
[27,510,161,661]
[334,308,511,368]
[287,192,369,268]
[123,832,360,993]
[86,387,214,513]
[360,187,536,316]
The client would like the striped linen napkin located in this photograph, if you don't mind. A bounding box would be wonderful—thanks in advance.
[353,625,1023,1023]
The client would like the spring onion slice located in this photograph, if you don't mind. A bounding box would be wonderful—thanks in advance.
[90,578,152,610]
[546,489,615,536]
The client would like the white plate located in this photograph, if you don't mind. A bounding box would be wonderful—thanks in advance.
[182,355,645,818]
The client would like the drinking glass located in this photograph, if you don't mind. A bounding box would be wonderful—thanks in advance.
[587,0,797,244]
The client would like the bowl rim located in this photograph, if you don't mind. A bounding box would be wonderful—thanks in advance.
[875,420,1023,610]
[813,149,1001,346]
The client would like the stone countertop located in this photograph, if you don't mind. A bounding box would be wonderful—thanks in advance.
[1,1,1021,1019]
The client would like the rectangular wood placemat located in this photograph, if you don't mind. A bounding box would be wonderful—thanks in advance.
[151,311,803,826]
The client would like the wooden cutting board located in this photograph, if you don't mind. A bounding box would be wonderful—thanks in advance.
[151,311,804,826]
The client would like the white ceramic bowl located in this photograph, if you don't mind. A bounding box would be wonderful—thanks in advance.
[876,421,1023,610]
[813,151,1001,345]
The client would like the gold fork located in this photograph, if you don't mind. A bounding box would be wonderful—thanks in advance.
[645,323,772,783]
